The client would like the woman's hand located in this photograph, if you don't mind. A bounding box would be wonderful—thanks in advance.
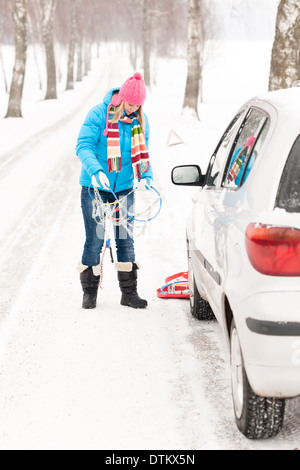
[92,171,110,189]
[138,177,152,190]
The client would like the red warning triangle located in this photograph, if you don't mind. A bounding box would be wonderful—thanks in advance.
[167,130,184,146]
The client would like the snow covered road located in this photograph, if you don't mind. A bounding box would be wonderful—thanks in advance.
[0,55,300,450]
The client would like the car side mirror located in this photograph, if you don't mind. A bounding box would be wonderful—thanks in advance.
[171,165,205,186]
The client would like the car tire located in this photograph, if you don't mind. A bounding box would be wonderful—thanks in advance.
[188,247,215,321]
[230,319,285,439]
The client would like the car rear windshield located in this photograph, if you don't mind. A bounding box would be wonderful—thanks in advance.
[276,135,300,213]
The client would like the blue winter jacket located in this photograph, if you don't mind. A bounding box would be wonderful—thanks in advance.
[75,87,153,192]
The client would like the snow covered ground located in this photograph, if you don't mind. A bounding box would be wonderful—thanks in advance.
[0,39,300,450]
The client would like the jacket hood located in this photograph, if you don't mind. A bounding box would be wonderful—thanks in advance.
[103,87,120,106]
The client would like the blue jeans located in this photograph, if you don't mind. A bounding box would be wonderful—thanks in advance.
[81,186,135,267]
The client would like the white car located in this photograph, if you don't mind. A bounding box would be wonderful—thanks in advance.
[171,87,300,440]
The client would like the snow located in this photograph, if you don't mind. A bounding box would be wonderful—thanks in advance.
[1,36,300,449]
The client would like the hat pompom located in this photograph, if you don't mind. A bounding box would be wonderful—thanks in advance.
[133,72,142,80]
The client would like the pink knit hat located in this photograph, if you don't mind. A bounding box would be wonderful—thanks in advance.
[111,72,146,107]
[103,72,146,136]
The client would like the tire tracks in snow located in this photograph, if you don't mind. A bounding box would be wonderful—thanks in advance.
[0,63,112,322]
[0,115,80,181]
[0,61,109,182]
[0,57,121,322]
[0,148,79,322]
[0,177,75,358]
[0,56,126,182]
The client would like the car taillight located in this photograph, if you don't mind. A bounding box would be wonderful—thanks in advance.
[245,223,300,276]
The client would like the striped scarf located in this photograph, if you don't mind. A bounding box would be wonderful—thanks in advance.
[106,114,150,179]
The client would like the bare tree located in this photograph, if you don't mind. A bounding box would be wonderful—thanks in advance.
[183,0,202,116]
[40,0,57,99]
[83,38,92,77]
[0,0,14,93]
[0,0,15,44]
[28,0,43,91]
[66,0,77,90]
[82,0,102,75]
[76,0,83,82]
[151,0,187,57]
[5,0,28,118]
[0,43,8,93]
[143,0,151,86]
[269,0,300,91]
[1,0,191,110]
[126,0,142,71]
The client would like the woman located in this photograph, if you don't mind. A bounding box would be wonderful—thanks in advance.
[76,72,153,310]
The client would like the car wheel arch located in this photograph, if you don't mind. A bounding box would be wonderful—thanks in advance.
[224,295,234,344]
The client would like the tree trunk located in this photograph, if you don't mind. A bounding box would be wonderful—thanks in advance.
[76,0,83,82]
[41,0,57,99]
[269,0,300,91]
[130,41,138,71]
[143,0,151,86]
[5,0,28,118]
[27,0,43,91]
[66,1,78,90]
[84,39,91,76]
[76,41,83,82]
[183,0,202,117]
[0,42,9,93]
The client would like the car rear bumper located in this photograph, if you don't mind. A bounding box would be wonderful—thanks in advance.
[234,291,300,398]
[245,364,300,398]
